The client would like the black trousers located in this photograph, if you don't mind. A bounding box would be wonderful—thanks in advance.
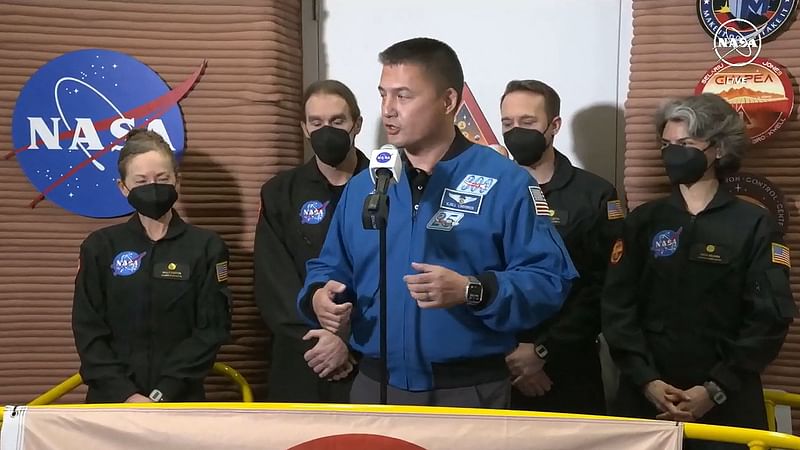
[267,334,354,403]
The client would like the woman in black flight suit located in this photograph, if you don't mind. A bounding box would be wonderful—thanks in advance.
[72,129,231,403]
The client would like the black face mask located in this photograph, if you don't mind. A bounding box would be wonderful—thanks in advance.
[127,183,178,220]
[661,144,713,185]
[503,126,550,166]
[309,126,352,167]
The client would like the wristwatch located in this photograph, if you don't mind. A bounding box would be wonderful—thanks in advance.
[148,389,164,403]
[535,344,549,359]
[465,276,484,307]
[703,380,727,405]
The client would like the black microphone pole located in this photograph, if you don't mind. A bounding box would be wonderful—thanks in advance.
[362,171,390,405]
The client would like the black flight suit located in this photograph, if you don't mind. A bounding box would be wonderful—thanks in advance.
[254,152,368,403]
[512,150,622,415]
[602,188,795,450]
[72,212,232,403]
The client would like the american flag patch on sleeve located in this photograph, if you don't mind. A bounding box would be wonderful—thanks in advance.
[607,200,624,220]
[529,186,550,216]
[216,261,229,282]
[771,243,791,268]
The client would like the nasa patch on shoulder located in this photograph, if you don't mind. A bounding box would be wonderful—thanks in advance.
[529,186,550,216]
[111,250,147,277]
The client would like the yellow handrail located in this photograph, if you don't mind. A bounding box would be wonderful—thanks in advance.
[26,362,252,407]
[763,389,800,432]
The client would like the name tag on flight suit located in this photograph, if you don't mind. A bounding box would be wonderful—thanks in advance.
[688,243,730,264]
[153,262,191,280]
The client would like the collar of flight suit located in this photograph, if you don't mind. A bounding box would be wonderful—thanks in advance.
[125,209,188,241]
[540,149,575,194]
[401,126,474,173]
[666,183,736,214]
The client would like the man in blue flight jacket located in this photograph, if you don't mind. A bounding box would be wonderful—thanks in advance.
[297,37,577,408]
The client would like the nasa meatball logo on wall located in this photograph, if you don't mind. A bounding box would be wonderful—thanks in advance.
[10,49,203,218]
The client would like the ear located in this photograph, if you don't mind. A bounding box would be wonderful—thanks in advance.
[444,88,459,115]
[300,121,310,139]
[353,116,363,136]
[117,179,129,198]
[174,172,182,190]
[550,116,562,138]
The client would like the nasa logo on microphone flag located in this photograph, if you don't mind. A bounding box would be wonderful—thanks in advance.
[10,49,201,218]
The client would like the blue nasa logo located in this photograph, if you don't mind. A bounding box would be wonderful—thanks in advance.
[10,49,194,218]
[651,227,683,258]
[698,0,797,41]
[111,250,146,277]
[299,200,329,225]
[376,152,392,163]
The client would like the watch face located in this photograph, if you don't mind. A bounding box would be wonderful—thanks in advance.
[467,283,482,304]
[714,392,727,404]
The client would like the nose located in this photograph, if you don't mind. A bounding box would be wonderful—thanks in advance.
[382,96,397,118]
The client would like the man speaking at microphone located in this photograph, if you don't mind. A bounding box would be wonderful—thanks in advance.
[297,37,577,408]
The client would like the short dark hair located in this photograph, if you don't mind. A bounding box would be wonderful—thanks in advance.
[379,37,464,106]
[501,80,561,122]
[302,79,361,122]
[117,129,177,180]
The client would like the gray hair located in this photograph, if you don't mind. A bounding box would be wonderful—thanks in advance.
[654,93,748,177]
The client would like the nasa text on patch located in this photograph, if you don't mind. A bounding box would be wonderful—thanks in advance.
[299,200,329,225]
[455,174,497,195]
[440,188,483,215]
[650,228,682,258]
[111,250,147,277]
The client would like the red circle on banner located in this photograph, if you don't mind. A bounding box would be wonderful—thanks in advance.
[694,56,794,145]
[288,433,427,450]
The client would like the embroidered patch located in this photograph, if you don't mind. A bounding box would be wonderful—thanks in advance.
[650,228,682,258]
[299,200,329,225]
[111,251,146,277]
[607,200,624,220]
[610,239,624,264]
[455,174,498,195]
[426,209,465,231]
[772,242,791,268]
[216,261,229,282]
[528,186,550,216]
[440,188,483,214]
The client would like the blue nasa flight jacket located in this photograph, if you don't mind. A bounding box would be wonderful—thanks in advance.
[297,140,578,391]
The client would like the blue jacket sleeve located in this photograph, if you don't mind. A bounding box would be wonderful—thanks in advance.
[472,180,578,333]
[296,183,355,326]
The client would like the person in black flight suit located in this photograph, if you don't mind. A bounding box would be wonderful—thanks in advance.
[602,93,796,450]
[254,79,368,402]
[72,129,232,404]
[500,79,622,415]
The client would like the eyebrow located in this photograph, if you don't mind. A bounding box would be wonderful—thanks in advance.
[307,114,347,122]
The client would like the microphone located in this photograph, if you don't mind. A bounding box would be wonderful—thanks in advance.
[369,145,402,195]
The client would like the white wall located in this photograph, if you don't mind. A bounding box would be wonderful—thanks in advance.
[305,0,633,190]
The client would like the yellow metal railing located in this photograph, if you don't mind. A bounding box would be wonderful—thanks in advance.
[764,389,800,433]
[23,362,252,407]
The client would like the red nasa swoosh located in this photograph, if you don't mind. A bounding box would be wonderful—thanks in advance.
[14,61,207,208]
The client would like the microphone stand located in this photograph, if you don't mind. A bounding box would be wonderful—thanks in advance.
[362,174,390,405]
